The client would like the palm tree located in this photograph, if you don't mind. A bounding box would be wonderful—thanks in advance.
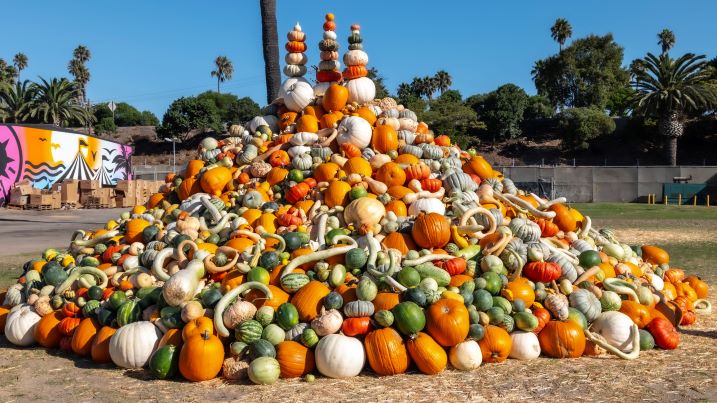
[396,83,412,101]
[12,53,28,78]
[67,58,90,103]
[0,80,35,123]
[259,0,280,104]
[629,59,646,90]
[550,18,573,51]
[632,53,717,165]
[30,77,92,127]
[433,70,452,94]
[73,45,91,63]
[211,56,234,93]
[657,29,675,54]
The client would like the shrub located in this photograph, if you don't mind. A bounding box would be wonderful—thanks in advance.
[557,107,616,150]
[94,116,117,137]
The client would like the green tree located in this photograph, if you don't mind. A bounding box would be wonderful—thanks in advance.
[557,107,616,150]
[196,91,260,125]
[0,59,18,84]
[550,18,573,51]
[140,110,159,126]
[73,45,91,63]
[94,116,117,137]
[260,0,280,104]
[657,29,675,55]
[532,34,629,110]
[632,52,717,165]
[367,67,389,99]
[396,82,416,102]
[605,85,635,116]
[0,80,35,123]
[30,77,93,126]
[211,56,234,93]
[480,84,529,139]
[421,90,479,139]
[12,53,28,79]
[234,96,261,123]
[158,96,223,141]
[433,70,452,94]
[524,95,555,120]
[93,103,113,121]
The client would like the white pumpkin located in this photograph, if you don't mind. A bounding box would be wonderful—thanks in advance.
[310,309,343,336]
[369,153,392,170]
[290,132,319,146]
[343,50,369,66]
[288,145,312,158]
[376,116,400,131]
[337,116,372,149]
[344,198,386,232]
[282,81,314,112]
[323,30,337,40]
[588,311,634,353]
[509,331,541,360]
[4,304,41,346]
[315,334,365,378]
[647,273,664,291]
[109,321,162,368]
[448,340,482,371]
[407,198,446,216]
[248,115,280,133]
[313,81,333,97]
[285,52,308,66]
[346,76,376,105]
[283,64,307,78]
[398,118,418,132]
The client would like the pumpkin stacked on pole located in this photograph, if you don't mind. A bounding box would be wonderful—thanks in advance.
[315,13,342,96]
[283,23,308,79]
[343,24,375,105]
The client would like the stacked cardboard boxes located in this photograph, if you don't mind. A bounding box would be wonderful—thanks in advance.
[7,180,38,206]
[115,180,164,208]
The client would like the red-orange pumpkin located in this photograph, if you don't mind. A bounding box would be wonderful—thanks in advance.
[365,328,410,375]
[426,299,470,347]
[412,212,451,249]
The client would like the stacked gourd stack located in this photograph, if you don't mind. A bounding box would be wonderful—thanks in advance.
[343,24,376,105]
[0,13,712,386]
[283,23,308,79]
[315,13,342,95]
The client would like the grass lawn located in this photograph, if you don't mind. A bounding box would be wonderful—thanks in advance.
[573,202,717,220]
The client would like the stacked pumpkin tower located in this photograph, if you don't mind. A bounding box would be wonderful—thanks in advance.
[0,12,711,387]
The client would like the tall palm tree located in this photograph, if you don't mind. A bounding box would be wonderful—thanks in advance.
[657,29,675,55]
[396,82,412,101]
[550,18,573,51]
[30,77,92,126]
[632,52,717,165]
[260,0,280,104]
[211,56,234,93]
[433,70,452,95]
[68,58,90,103]
[73,45,91,63]
[0,80,35,123]
[12,53,28,78]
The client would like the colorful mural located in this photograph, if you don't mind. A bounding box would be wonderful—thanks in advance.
[0,124,133,204]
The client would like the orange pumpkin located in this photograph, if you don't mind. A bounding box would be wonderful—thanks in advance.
[434,135,451,146]
[124,218,150,244]
[269,150,291,167]
[387,185,414,199]
[619,300,652,328]
[372,292,401,312]
[394,154,420,165]
[685,276,709,299]
[146,193,165,209]
[406,332,447,375]
[295,114,319,133]
[662,281,677,300]
[340,142,362,158]
[291,280,330,322]
[71,317,100,356]
[371,125,398,153]
[355,106,377,124]
[641,245,670,265]
[276,341,315,378]
[324,180,352,208]
[478,325,512,363]
[404,163,431,182]
[319,110,344,129]
[322,84,349,112]
[502,277,536,307]
[314,162,341,182]
[376,162,406,187]
[158,328,184,348]
[200,166,232,196]
[279,111,298,130]
[184,160,205,179]
[426,299,470,347]
[538,320,586,358]
[663,268,685,284]
[336,284,358,304]
[246,284,290,309]
[34,311,64,348]
[549,204,577,232]
[365,328,410,375]
[266,167,289,186]
[90,326,116,363]
[385,200,408,217]
[177,176,202,200]
[412,212,451,249]
[182,316,214,342]
[343,157,372,177]
[381,232,417,255]
[179,331,224,382]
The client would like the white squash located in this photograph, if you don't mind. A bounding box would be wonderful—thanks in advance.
[407,197,446,216]
[310,308,343,336]
[282,81,314,112]
[647,273,664,291]
[337,116,372,149]
[369,153,392,170]
[283,64,307,78]
[315,334,365,378]
[287,145,312,158]
[162,259,205,307]
[313,81,333,97]
[346,76,376,105]
[109,321,162,368]
[343,198,386,233]
[343,50,369,66]
[449,340,482,370]
[290,132,319,146]
[509,331,541,360]
[588,311,634,353]
[285,52,308,66]
[4,304,41,346]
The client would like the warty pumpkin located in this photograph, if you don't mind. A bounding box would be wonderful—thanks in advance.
[365,328,410,376]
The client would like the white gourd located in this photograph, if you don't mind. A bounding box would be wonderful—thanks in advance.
[4,304,41,346]
[449,340,482,370]
[315,334,365,378]
[509,331,541,360]
[337,116,372,148]
[109,321,162,368]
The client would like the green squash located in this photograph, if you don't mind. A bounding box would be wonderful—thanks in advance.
[96,307,115,327]
[468,323,485,341]
[499,314,515,333]
[513,311,539,332]
[566,307,587,330]
[639,329,655,350]
[42,262,68,287]
[280,273,310,293]
[236,320,264,344]
[467,305,481,324]
[481,271,502,296]
[261,324,285,346]
[230,341,249,357]
[80,256,100,267]
[460,289,474,306]
[323,291,343,310]
[172,234,192,248]
[142,225,161,243]
[486,307,505,325]
[374,310,394,327]
[474,277,487,290]
[283,232,309,251]
[472,289,494,311]
[255,306,275,327]
[82,300,101,318]
[276,303,299,331]
[460,280,476,294]
[397,267,421,288]
[259,251,281,270]
[300,328,319,348]
[160,306,183,329]
[413,264,451,287]
[345,248,368,270]
[149,345,180,379]
[492,296,512,315]
[87,286,104,301]
[108,291,128,311]
[201,287,223,308]
[325,228,350,245]
[249,339,277,359]
[138,287,162,309]
[328,265,347,288]
[116,300,142,327]
[356,278,378,301]
[403,287,427,307]
[248,357,281,385]
[392,301,426,336]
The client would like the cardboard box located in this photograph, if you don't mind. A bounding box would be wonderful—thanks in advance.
[11,180,37,196]
[115,196,137,208]
[79,180,101,191]
[8,193,28,205]
[29,194,54,205]
[60,180,80,203]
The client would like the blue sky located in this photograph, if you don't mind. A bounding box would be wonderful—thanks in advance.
[3,1,716,118]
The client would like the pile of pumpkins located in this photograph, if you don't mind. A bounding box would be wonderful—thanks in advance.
[0,14,713,385]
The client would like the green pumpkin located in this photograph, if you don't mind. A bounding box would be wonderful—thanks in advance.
[392,301,426,336]
[472,289,494,312]
[261,323,285,346]
[149,345,180,379]
[374,310,394,327]
[276,303,299,331]
[486,307,505,325]
[513,311,539,332]
[280,273,310,293]
[259,252,281,270]
[160,306,183,329]
[82,300,101,318]
[172,234,192,248]
[116,300,142,326]
[236,320,264,343]
[142,225,161,243]
[108,291,128,311]
[96,307,115,327]
[397,267,421,288]
[42,263,68,287]
[403,287,427,307]
[639,329,655,350]
[249,339,277,359]
[481,271,502,295]
[201,287,223,308]
[468,324,485,341]
[344,300,374,317]
[80,256,100,267]
[283,232,309,251]
[255,306,275,327]
[356,278,378,301]
[499,314,515,332]
[492,296,512,315]
[345,248,368,270]
[300,328,319,348]
[323,291,343,310]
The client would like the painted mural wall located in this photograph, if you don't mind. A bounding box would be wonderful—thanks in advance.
[0,124,133,204]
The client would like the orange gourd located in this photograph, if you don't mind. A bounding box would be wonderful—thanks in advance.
[179,331,224,382]
[467,156,494,179]
[355,106,377,125]
[90,326,116,363]
[200,166,232,196]
[184,160,205,179]
[549,204,577,232]
[641,245,670,265]
[372,292,401,312]
[147,193,165,209]
[322,84,349,112]
[319,111,344,129]
[291,280,330,322]
[619,301,652,328]
[387,185,413,199]
[538,321,586,358]
[663,268,685,284]
[404,163,431,182]
[478,325,512,363]
[340,142,362,158]
[177,176,202,200]
[71,317,100,356]
[381,232,417,255]
[412,212,451,249]
[343,157,372,177]
[371,125,398,153]
[34,311,64,348]
[676,282,698,302]
[343,65,368,79]
[220,270,246,293]
[295,114,319,133]
[324,180,352,208]
[276,341,315,378]
[365,328,410,375]
[376,162,406,187]
[502,277,536,307]
[182,316,214,342]
[426,299,470,347]
[685,276,709,299]
[406,332,447,375]
[394,154,420,165]
[279,111,298,130]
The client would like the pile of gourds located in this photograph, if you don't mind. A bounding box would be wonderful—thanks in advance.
[0,13,713,385]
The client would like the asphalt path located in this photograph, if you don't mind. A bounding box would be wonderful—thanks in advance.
[0,208,128,256]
